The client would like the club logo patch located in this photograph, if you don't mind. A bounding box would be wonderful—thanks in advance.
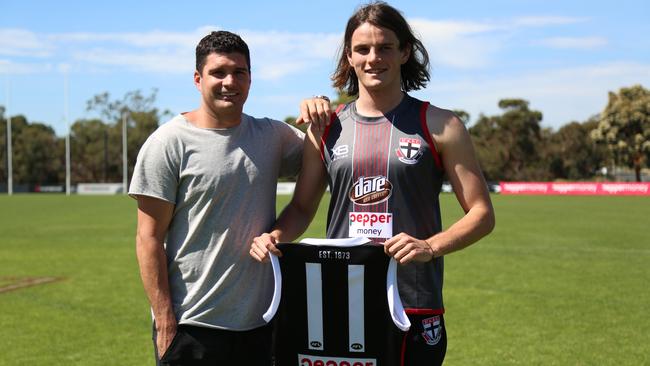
[396,138,423,164]
[349,176,392,205]
[421,316,442,346]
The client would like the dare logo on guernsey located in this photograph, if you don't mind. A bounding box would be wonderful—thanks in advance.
[349,176,393,205]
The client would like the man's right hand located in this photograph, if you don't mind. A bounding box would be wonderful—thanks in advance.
[250,233,282,263]
[155,317,178,359]
[296,96,332,134]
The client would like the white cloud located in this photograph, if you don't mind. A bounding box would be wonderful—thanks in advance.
[0,59,54,74]
[419,62,650,129]
[49,30,202,49]
[512,16,586,27]
[410,19,504,68]
[0,26,341,79]
[408,16,591,69]
[242,30,341,80]
[538,36,608,49]
[0,29,53,57]
[72,48,192,73]
[0,14,598,77]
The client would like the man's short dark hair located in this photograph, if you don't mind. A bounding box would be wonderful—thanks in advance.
[196,31,251,73]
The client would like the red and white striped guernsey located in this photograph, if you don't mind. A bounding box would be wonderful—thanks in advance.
[321,94,446,313]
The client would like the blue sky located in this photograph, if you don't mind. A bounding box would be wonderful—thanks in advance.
[1,0,649,135]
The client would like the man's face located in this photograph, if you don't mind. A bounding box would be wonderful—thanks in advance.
[195,52,251,115]
[347,22,409,94]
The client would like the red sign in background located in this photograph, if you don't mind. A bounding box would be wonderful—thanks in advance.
[499,182,650,195]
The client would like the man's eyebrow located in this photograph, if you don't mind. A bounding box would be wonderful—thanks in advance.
[352,41,397,48]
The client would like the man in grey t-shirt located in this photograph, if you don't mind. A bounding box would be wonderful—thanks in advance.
[129,31,330,365]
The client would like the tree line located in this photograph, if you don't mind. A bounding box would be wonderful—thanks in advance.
[0,90,171,189]
[1,85,649,188]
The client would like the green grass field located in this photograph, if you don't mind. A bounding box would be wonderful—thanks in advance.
[0,194,648,365]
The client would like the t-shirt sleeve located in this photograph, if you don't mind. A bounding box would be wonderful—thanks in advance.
[128,133,180,204]
[278,123,305,178]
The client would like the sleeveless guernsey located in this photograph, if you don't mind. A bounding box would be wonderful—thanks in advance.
[264,238,410,366]
[321,94,445,312]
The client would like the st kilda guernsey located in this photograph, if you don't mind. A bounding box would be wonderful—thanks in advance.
[321,95,446,312]
[263,238,411,366]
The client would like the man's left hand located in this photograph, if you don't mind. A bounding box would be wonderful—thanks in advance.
[383,233,435,264]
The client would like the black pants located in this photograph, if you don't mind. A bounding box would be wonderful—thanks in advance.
[153,323,273,366]
[402,313,447,366]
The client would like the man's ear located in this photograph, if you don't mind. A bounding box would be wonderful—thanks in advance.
[193,70,201,89]
[347,48,354,67]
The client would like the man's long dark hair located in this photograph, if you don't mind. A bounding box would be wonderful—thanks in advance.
[332,1,430,96]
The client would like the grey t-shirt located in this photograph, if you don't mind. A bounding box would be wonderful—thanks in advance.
[129,113,304,330]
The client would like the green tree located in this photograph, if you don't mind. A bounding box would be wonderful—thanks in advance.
[83,89,170,183]
[0,106,6,184]
[545,118,607,180]
[591,85,650,181]
[13,122,63,185]
[332,90,355,107]
[470,99,546,181]
[70,119,112,183]
[0,112,63,186]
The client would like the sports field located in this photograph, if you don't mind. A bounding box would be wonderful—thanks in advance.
[0,194,648,365]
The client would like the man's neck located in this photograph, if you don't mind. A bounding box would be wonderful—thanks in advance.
[355,87,404,117]
[186,106,242,129]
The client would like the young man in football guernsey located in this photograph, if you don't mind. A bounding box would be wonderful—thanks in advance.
[130,31,330,366]
[250,2,495,365]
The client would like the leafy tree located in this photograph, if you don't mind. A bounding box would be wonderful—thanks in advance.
[13,122,63,185]
[0,106,6,184]
[0,111,63,186]
[83,89,171,183]
[470,99,546,181]
[332,90,355,106]
[544,118,607,180]
[70,119,112,183]
[591,85,650,181]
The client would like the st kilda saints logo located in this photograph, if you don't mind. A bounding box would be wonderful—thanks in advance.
[421,316,442,346]
[349,175,393,205]
[395,137,423,164]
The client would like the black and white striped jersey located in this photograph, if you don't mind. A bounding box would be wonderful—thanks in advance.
[263,238,410,366]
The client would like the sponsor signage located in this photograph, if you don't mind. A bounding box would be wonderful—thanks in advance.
[348,212,393,239]
[500,182,650,195]
[349,176,393,205]
[77,183,124,195]
[277,182,296,195]
[298,354,376,366]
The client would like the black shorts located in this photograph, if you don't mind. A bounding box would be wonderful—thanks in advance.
[401,312,447,366]
[153,323,273,366]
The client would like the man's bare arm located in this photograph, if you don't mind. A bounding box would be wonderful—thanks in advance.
[385,109,495,263]
[135,195,176,357]
[250,126,329,262]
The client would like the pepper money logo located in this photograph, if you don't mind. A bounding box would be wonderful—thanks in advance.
[349,175,393,205]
